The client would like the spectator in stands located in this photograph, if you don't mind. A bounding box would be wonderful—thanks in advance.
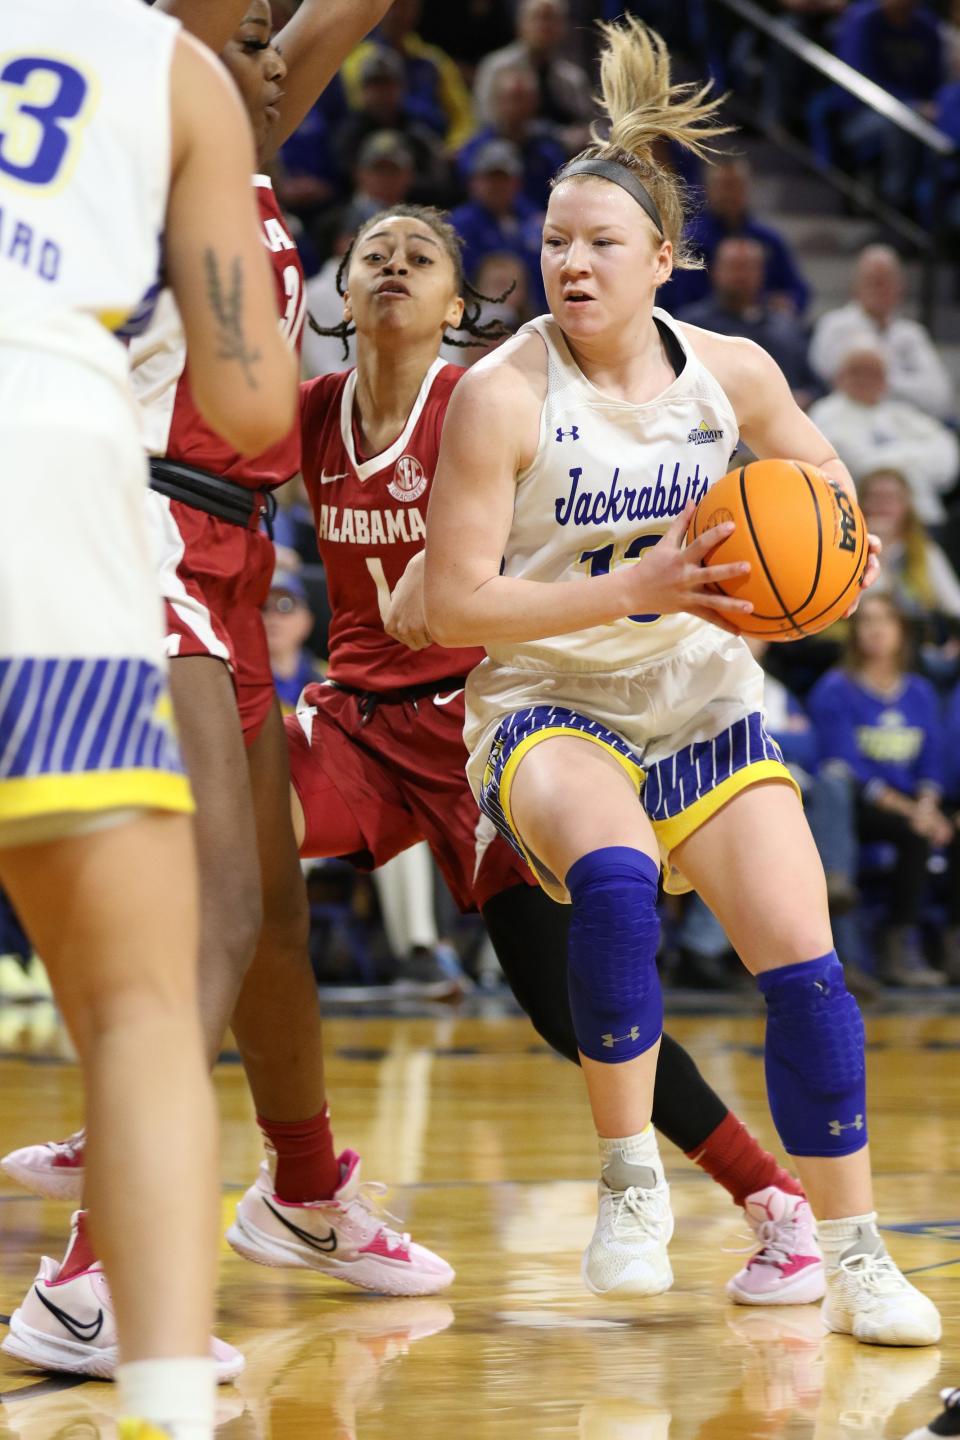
[859,468,960,620]
[458,64,567,210]
[349,130,416,226]
[940,686,960,981]
[679,237,819,406]
[833,0,944,211]
[473,0,593,151]
[808,345,959,527]
[809,593,948,986]
[340,0,475,152]
[302,207,363,377]
[332,50,452,205]
[664,157,810,315]
[451,140,546,309]
[809,246,953,419]
[264,564,324,714]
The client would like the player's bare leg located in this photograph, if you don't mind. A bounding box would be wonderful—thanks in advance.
[225,710,454,1295]
[675,781,940,1345]
[0,814,218,1363]
[508,736,673,1297]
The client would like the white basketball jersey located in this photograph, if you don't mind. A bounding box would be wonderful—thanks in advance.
[0,0,177,385]
[490,309,739,673]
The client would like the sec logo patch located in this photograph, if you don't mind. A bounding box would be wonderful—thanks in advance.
[388,454,428,503]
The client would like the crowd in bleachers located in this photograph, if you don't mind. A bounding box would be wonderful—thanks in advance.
[251,0,960,995]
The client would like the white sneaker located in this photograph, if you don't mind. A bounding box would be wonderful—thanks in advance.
[226,1149,455,1297]
[902,1386,960,1439]
[581,1152,674,1297]
[2,1251,243,1382]
[821,1224,942,1346]
[1,1128,85,1201]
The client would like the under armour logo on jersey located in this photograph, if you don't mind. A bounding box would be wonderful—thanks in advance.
[602,1026,641,1049]
[555,426,580,443]
[828,1115,865,1136]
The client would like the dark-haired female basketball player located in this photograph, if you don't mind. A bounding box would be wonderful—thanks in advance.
[425,18,939,1346]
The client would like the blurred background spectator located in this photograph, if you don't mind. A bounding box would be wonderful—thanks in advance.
[809,246,954,419]
[665,157,810,316]
[859,468,960,621]
[473,0,594,151]
[807,345,959,527]
[451,139,546,309]
[340,0,476,152]
[679,236,819,406]
[457,63,567,209]
[264,561,324,712]
[809,594,948,987]
[332,49,454,205]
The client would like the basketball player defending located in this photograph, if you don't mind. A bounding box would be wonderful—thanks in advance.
[425,18,940,1346]
[0,0,295,1434]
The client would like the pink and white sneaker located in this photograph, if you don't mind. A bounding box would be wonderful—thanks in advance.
[1,1129,85,1201]
[226,1149,454,1297]
[1,1215,244,1383]
[726,1186,826,1306]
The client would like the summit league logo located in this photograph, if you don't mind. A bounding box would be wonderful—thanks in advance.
[388,454,428,503]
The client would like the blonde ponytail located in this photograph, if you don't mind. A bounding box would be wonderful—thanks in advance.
[554,17,733,270]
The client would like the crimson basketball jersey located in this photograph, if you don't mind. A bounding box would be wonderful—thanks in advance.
[300,359,484,690]
[130,175,305,489]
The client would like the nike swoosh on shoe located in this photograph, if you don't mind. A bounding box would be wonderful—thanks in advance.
[34,1286,105,1342]
[263,1199,338,1253]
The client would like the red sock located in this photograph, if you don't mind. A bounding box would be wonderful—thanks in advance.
[257,1105,340,1202]
[58,1209,98,1280]
[686,1111,805,1208]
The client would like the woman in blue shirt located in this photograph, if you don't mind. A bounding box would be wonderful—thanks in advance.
[809,593,949,986]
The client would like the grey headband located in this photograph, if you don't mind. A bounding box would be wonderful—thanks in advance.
[557,158,664,236]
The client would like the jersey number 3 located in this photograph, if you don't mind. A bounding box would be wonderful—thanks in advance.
[0,57,91,188]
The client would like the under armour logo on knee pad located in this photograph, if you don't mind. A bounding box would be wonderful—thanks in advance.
[602,1026,641,1048]
[828,1115,864,1136]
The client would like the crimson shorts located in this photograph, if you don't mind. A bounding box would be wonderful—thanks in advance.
[287,680,535,912]
[147,492,276,746]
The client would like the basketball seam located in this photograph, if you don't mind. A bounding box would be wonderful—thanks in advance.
[793,462,823,615]
[793,512,868,627]
[739,466,804,639]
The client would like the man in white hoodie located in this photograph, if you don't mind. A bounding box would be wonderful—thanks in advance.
[808,344,959,527]
[810,246,953,420]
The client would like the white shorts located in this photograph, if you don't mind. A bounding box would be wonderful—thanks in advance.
[464,626,798,899]
[0,348,192,841]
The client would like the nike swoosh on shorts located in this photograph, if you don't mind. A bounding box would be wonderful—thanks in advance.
[433,690,464,707]
[319,472,348,484]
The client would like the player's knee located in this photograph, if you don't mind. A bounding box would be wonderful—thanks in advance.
[759,951,867,1157]
[566,847,662,1064]
[209,875,263,983]
[261,858,310,956]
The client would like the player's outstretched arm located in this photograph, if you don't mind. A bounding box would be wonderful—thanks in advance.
[154,0,251,55]
[267,0,394,154]
[165,33,298,457]
[424,347,752,648]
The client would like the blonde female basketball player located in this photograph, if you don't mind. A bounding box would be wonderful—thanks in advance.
[0,0,295,1434]
[425,18,939,1347]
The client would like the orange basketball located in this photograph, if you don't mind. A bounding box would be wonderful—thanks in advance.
[687,460,869,639]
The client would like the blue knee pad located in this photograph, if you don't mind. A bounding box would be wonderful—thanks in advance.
[758,952,867,1157]
[566,847,662,1064]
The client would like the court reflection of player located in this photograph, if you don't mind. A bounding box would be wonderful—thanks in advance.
[0,0,295,1433]
[262,202,830,1304]
[424,16,939,1343]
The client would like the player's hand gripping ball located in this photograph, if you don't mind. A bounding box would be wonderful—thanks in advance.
[686,460,869,639]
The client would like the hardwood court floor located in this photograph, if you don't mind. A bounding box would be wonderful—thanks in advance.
[0,1004,957,1439]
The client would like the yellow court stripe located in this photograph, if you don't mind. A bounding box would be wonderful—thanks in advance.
[0,769,194,820]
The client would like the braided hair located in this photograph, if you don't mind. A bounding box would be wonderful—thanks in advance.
[308,205,516,362]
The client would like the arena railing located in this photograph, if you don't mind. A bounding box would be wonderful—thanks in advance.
[708,0,955,332]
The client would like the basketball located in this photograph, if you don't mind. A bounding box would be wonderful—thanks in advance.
[687,459,869,638]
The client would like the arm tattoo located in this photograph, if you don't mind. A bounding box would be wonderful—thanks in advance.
[203,249,263,390]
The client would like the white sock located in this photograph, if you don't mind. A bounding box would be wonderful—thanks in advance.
[599,1124,663,1177]
[117,1357,216,1440]
[817,1211,883,1266]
